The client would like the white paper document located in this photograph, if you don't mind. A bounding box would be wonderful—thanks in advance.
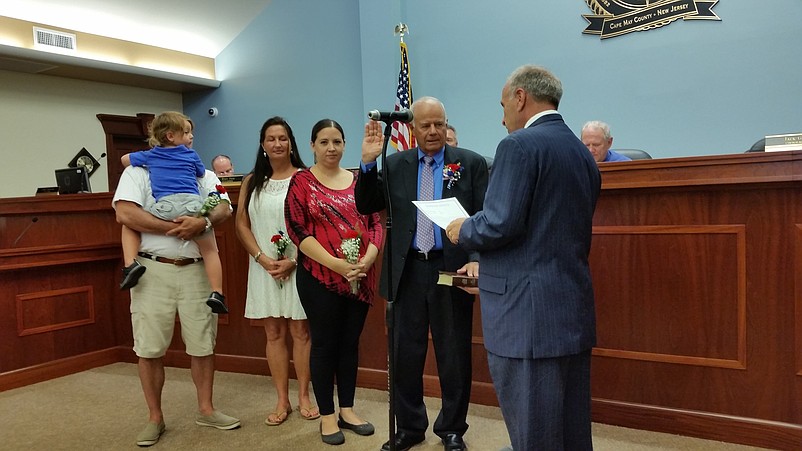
[412,197,470,230]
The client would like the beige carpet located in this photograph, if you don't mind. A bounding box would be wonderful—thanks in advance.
[0,363,766,450]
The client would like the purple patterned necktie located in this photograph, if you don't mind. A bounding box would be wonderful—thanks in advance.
[416,156,435,254]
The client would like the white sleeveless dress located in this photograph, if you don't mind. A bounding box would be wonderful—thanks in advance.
[244,176,306,320]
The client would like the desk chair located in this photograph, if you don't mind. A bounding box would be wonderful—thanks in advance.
[613,149,652,160]
[745,138,765,152]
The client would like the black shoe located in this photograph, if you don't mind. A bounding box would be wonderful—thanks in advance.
[381,431,425,451]
[320,424,345,445]
[206,291,228,314]
[120,260,146,290]
[337,415,374,436]
[442,433,467,451]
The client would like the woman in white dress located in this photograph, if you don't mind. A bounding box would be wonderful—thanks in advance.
[236,117,319,425]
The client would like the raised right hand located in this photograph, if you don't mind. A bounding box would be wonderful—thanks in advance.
[361,121,384,164]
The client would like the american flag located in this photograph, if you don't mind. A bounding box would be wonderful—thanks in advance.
[390,42,415,151]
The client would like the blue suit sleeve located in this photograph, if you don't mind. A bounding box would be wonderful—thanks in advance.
[460,136,534,250]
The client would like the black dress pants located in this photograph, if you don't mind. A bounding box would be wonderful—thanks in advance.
[392,253,474,439]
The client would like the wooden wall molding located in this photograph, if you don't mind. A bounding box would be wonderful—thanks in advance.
[599,150,802,189]
[592,399,802,450]
[16,286,95,336]
[0,243,120,272]
[795,224,802,377]
[592,224,747,369]
[0,347,125,392]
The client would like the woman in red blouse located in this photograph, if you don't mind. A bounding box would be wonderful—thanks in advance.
[285,119,383,446]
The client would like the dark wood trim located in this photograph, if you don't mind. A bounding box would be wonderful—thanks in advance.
[592,399,802,450]
[96,113,154,191]
[0,347,125,392]
[0,192,114,214]
[17,286,95,336]
[599,150,802,189]
[0,243,120,271]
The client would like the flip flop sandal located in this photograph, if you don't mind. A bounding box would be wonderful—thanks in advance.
[265,406,292,426]
[298,405,321,420]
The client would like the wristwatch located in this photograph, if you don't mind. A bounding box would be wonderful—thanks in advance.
[204,216,212,232]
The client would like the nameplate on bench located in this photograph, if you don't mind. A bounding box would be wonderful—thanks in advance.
[765,133,802,152]
[218,175,244,186]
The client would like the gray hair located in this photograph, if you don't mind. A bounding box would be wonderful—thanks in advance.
[506,65,562,109]
[446,124,457,134]
[582,121,612,140]
[411,96,447,120]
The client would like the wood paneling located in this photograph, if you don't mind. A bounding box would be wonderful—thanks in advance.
[592,225,747,369]
[96,113,153,192]
[17,286,95,336]
[5,147,802,449]
[590,152,802,450]
[0,193,125,375]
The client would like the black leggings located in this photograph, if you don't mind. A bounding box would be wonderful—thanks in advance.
[296,264,370,416]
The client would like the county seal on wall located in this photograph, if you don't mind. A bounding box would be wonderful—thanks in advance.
[583,0,720,39]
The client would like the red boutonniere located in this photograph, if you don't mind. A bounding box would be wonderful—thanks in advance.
[443,162,464,189]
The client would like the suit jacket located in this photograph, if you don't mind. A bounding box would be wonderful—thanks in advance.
[459,114,601,359]
[355,145,488,300]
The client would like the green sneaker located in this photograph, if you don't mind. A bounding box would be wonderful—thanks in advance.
[195,410,240,430]
[136,421,165,447]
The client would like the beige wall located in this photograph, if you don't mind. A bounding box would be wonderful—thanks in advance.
[0,70,182,198]
[0,16,215,79]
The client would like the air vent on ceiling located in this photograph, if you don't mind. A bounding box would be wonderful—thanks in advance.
[33,27,76,53]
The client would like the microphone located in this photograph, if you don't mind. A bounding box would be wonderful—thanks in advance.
[12,217,39,247]
[368,109,413,123]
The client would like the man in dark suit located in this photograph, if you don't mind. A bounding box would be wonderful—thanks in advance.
[356,96,488,451]
[447,65,601,451]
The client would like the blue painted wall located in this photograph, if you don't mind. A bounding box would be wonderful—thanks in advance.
[184,0,365,172]
[187,0,802,168]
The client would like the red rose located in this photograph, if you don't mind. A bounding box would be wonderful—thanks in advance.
[215,184,227,194]
[271,234,282,243]
[343,230,360,240]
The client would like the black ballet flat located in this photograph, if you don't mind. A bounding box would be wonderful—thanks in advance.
[337,415,374,436]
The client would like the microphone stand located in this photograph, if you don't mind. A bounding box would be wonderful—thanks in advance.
[378,121,398,451]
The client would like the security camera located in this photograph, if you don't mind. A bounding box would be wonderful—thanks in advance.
[208,107,218,117]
